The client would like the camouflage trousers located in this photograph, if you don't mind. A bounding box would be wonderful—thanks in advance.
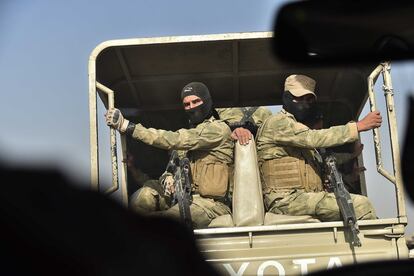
[264,189,376,221]
[129,181,231,229]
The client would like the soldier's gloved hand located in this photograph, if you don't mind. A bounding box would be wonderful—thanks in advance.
[105,108,129,133]
[161,173,175,196]
[231,127,252,145]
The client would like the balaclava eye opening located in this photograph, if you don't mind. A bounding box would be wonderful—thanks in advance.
[282,91,318,125]
[181,82,214,126]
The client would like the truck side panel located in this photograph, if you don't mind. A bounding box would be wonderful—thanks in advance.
[197,223,408,275]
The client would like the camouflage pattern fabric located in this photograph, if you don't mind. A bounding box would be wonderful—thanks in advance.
[129,183,171,213]
[157,194,231,228]
[130,185,230,228]
[257,109,376,221]
[256,109,359,162]
[131,116,233,164]
[129,116,233,227]
[265,189,376,221]
[216,107,272,127]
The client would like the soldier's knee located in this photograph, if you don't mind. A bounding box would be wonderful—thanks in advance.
[156,205,181,222]
[315,193,341,221]
[352,194,377,220]
[129,187,160,213]
[157,204,211,229]
[189,204,212,229]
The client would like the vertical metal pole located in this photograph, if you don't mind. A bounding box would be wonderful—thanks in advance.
[367,64,396,183]
[120,135,129,206]
[381,62,406,220]
[367,62,407,221]
[89,59,99,191]
[96,82,119,195]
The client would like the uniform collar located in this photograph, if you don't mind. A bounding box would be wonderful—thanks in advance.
[205,116,216,123]
[281,108,296,120]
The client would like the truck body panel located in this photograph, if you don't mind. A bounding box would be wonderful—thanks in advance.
[88,32,411,275]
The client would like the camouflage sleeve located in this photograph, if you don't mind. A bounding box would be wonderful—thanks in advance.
[252,107,272,127]
[271,116,359,148]
[216,108,241,123]
[130,122,227,151]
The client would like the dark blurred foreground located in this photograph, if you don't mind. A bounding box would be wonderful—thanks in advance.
[0,165,219,276]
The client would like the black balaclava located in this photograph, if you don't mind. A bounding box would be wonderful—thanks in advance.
[181,82,214,126]
[282,91,318,124]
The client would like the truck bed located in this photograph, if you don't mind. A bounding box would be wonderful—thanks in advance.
[195,218,408,275]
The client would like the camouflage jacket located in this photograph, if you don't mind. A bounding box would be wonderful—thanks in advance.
[216,107,272,127]
[131,116,233,164]
[256,109,359,164]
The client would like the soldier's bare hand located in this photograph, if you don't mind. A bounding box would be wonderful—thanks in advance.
[231,127,252,145]
[163,174,175,196]
[356,111,382,132]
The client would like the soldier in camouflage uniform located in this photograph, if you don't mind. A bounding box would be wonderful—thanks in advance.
[256,74,382,221]
[216,107,272,145]
[105,82,234,228]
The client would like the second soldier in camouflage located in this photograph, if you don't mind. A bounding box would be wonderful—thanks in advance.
[256,74,382,221]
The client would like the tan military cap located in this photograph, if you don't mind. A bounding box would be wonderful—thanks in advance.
[284,74,317,98]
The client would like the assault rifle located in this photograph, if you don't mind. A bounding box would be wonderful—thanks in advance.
[226,107,259,136]
[325,154,362,247]
[165,151,193,229]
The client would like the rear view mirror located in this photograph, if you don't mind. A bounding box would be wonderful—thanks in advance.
[273,0,414,64]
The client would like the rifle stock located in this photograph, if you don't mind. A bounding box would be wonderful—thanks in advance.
[325,155,362,247]
[167,151,193,229]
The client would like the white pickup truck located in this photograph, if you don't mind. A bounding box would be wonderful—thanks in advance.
[88,32,411,275]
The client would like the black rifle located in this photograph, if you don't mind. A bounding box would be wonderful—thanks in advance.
[166,151,193,229]
[325,154,362,247]
[226,107,260,136]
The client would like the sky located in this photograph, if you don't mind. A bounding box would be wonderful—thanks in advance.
[1,0,413,234]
